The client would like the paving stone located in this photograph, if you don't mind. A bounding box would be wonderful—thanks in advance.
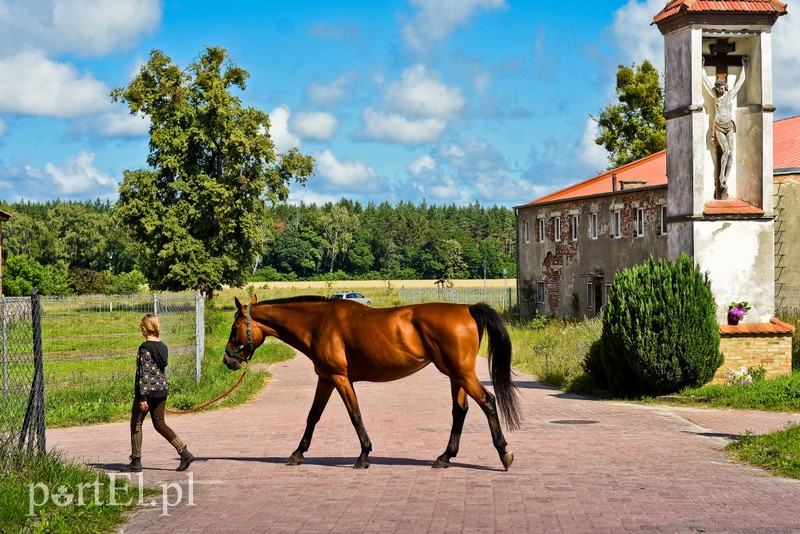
[46,354,800,533]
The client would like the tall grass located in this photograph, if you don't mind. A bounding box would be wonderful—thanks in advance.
[494,315,603,391]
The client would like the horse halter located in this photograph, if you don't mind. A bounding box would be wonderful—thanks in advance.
[225,304,254,363]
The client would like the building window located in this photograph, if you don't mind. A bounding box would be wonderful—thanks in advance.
[605,283,611,307]
[659,206,668,235]
[537,281,545,304]
[635,208,644,237]
[587,283,594,309]
[524,220,530,243]
[589,213,598,240]
[553,217,561,242]
[611,210,621,239]
[571,214,578,241]
[538,219,545,243]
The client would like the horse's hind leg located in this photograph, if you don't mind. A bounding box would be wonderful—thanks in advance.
[433,380,468,469]
[458,375,513,471]
[287,377,335,466]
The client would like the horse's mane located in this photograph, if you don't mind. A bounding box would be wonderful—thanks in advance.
[254,295,330,306]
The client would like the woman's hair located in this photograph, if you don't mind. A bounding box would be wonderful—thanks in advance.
[139,314,160,337]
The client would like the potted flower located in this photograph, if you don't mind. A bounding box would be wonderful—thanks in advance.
[727,301,750,325]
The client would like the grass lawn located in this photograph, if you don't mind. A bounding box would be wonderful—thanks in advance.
[725,424,800,479]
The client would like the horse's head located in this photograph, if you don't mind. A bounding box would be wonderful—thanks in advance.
[223,295,261,370]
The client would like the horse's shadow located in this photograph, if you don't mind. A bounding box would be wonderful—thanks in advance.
[205,455,502,471]
[94,456,501,472]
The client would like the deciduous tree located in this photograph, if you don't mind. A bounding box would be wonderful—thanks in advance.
[593,60,666,169]
[112,47,314,296]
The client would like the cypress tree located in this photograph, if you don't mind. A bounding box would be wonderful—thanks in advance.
[600,254,722,397]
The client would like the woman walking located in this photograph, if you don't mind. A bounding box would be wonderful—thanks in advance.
[120,314,194,472]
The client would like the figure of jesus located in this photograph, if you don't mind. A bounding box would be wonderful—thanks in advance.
[702,56,748,199]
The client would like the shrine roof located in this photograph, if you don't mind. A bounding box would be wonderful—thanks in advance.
[523,115,800,206]
[653,0,788,25]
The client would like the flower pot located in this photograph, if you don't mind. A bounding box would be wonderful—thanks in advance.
[727,317,739,326]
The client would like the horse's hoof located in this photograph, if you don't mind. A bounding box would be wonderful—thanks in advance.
[353,458,371,469]
[501,452,514,471]
[286,453,304,466]
[432,456,450,469]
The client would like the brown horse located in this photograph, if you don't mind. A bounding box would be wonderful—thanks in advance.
[224,295,521,470]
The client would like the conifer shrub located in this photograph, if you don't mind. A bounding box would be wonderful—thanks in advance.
[599,254,723,397]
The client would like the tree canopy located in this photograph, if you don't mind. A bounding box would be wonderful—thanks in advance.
[593,60,666,169]
[111,46,314,296]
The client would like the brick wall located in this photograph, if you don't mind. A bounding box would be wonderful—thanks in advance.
[712,332,793,384]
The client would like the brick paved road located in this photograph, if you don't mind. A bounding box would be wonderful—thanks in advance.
[47,355,800,533]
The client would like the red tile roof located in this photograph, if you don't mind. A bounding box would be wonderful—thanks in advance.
[529,150,667,205]
[775,115,800,170]
[653,0,788,25]
[719,317,796,334]
[526,116,800,205]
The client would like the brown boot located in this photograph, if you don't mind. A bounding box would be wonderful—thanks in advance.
[119,456,142,472]
[176,447,194,471]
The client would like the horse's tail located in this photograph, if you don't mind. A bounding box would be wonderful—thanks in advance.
[469,303,521,431]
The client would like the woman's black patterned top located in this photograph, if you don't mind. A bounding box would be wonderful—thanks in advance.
[135,340,170,400]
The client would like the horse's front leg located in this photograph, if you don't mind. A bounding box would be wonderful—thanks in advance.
[331,375,372,469]
[287,376,335,466]
[433,380,468,469]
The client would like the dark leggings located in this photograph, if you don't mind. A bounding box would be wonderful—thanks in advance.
[130,396,184,458]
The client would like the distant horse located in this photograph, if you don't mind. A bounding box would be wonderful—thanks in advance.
[224,295,521,470]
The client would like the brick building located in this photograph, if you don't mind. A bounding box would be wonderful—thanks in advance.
[516,115,800,318]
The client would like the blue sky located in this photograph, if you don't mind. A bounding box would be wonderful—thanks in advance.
[1,0,798,208]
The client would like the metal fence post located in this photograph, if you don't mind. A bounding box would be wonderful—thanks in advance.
[153,293,159,316]
[19,290,45,455]
[195,291,205,383]
[2,296,7,397]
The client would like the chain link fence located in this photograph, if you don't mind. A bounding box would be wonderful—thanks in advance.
[1,292,205,455]
[40,292,204,388]
[398,286,516,310]
[1,293,45,454]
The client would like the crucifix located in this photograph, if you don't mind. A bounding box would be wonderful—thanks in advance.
[701,39,748,199]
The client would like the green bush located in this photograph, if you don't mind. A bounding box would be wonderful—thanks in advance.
[776,307,800,371]
[599,254,722,397]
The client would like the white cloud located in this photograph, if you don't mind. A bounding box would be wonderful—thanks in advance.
[413,174,470,203]
[0,50,111,117]
[576,117,609,172]
[306,71,358,107]
[315,149,377,188]
[386,65,465,119]
[25,151,117,198]
[408,155,436,176]
[773,12,800,116]
[611,0,665,69]
[360,107,446,144]
[402,0,507,54]
[70,110,150,138]
[0,0,161,56]
[269,105,302,152]
[290,111,338,141]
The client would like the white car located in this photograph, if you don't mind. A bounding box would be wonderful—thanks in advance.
[330,291,371,306]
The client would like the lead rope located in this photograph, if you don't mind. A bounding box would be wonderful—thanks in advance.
[165,367,247,415]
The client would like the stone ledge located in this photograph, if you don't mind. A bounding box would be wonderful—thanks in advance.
[719,317,795,335]
[704,199,764,216]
